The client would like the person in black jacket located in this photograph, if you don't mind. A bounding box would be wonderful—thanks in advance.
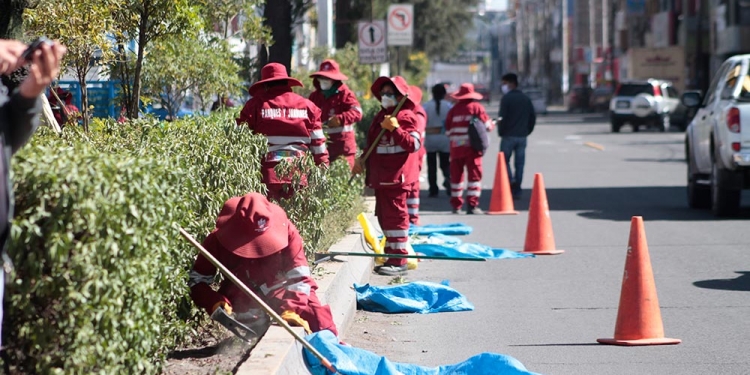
[497,73,535,199]
[0,38,66,346]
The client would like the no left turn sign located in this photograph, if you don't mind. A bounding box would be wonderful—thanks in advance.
[387,4,413,46]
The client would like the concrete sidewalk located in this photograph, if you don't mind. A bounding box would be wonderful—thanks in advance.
[236,198,376,375]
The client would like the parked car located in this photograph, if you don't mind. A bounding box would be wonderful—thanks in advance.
[608,79,681,132]
[567,85,592,112]
[589,86,614,112]
[682,54,750,216]
[525,88,548,115]
[473,83,492,103]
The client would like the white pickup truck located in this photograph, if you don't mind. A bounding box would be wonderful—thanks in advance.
[683,54,750,216]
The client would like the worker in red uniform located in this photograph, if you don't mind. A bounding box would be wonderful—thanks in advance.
[308,59,362,169]
[406,85,426,225]
[237,63,329,200]
[352,76,421,276]
[48,87,79,128]
[189,192,338,336]
[445,83,494,214]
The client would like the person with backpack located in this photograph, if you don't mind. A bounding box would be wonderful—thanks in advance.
[422,84,453,197]
[498,73,536,199]
[445,83,493,214]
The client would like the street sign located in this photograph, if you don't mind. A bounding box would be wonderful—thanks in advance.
[387,4,413,46]
[358,20,388,64]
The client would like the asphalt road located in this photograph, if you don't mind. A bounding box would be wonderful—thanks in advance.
[343,103,750,375]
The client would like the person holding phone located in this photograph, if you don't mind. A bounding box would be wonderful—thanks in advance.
[0,37,67,346]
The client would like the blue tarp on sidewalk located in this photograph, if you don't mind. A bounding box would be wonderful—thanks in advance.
[409,222,473,236]
[303,330,543,375]
[355,281,474,314]
[411,234,534,260]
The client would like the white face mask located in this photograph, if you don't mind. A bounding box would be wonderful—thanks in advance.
[319,79,333,90]
[501,84,510,94]
[381,95,397,109]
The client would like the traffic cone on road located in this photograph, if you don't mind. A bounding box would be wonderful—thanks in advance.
[486,152,518,215]
[597,216,681,346]
[523,173,564,255]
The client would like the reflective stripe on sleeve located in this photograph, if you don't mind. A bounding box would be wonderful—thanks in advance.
[286,266,311,279]
[188,271,214,288]
[325,125,354,134]
[310,144,327,154]
[310,129,325,139]
[286,281,311,295]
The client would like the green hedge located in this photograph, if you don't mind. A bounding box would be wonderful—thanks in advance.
[3,112,363,374]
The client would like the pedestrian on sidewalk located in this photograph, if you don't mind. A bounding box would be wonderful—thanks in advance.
[0,37,67,347]
[236,63,329,201]
[445,83,493,214]
[422,84,453,197]
[497,73,536,199]
[189,193,338,336]
[308,59,363,169]
[406,85,426,225]
[351,76,421,276]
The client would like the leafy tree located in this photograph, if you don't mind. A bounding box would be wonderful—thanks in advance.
[110,0,197,119]
[25,0,116,131]
[238,0,273,83]
[0,0,27,39]
[141,32,241,118]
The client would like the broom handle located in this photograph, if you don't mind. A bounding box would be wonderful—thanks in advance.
[178,228,340,375]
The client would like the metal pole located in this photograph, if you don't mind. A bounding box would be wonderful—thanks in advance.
[178,228,340,375]
[603,0,610,85]
[589,0,596,88]
[562,0,570,94]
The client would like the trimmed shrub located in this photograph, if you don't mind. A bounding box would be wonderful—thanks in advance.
[3,111,363,373]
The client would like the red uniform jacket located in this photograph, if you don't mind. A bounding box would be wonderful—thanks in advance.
[237,86,329,184]
[189,222,323,322]
[445,100,491,159]
[365,102,421,189]
[308,83,362,159]
[413,103,427,169]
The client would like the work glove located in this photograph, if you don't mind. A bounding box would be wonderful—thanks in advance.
[380,115,400,132]
[351,158,364,175]
[328,116,342,127]
[281,310,312,334]
[211,301,233,315]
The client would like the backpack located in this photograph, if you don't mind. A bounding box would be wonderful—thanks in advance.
[468,116,489,153]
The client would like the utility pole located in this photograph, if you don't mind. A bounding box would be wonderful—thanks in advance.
[603,0,610,85]
[516,0,525,77]
[588,0,596,88]
[562,0,569,94]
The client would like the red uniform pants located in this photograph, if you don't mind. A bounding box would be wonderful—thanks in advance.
[406,181,420,225]
[374,187,410,267]
[266,183,295,201]
[450,153,483,209]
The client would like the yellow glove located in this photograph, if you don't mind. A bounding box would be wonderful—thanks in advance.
[328,116,342,127]
[281,310,312,334]
[351,158,364,175]
[380,115,400,132]
[211,301,232,315]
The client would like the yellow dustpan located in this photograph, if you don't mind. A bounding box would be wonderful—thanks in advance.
[357,213,418,270]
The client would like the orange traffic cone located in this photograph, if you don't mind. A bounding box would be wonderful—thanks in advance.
[486,152,518,215]
[523,173,563,255]
[598,216,681,346]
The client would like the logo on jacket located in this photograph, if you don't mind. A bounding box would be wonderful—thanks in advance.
[322,63,332,71]
[328,109,336,118]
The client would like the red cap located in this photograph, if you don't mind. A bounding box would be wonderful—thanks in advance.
[450,83,483,101]
[310,59,348,81]
[370,76,410,100]
[249,63,303,95]
[214,193,289,258]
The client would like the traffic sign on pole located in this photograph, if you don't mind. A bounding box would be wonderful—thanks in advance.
[358,20,388,64]
[387,4,413,46]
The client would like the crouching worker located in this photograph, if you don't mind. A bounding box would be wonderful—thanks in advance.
[189,192,338,337]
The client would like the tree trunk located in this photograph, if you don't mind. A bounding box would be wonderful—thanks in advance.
[116,43,134,118]
[0,0,26,40]
[77,71,90,132]
[130,2,151,119]
[335,0,352,48]
[260,0,293,74]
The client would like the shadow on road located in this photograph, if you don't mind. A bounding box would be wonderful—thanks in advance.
[420,186,750,221]
[508,343,602,347]
[623,157,685,163]
[693,272,750,292]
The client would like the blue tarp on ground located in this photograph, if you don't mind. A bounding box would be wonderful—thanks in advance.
[355,281,474,314]
[409,222,473,236]
[303,330,543,375]
[411,234,534,260]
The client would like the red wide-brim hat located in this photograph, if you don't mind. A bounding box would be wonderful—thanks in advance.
[451,83,483,100]
[370,76,410,100]
[310,59,348,81]
[214,192,289,258]
[408,85,423,104]
[249,62,303,95]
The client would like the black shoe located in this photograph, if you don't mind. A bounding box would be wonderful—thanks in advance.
[374,264,408,276]
[466,207,483,215]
